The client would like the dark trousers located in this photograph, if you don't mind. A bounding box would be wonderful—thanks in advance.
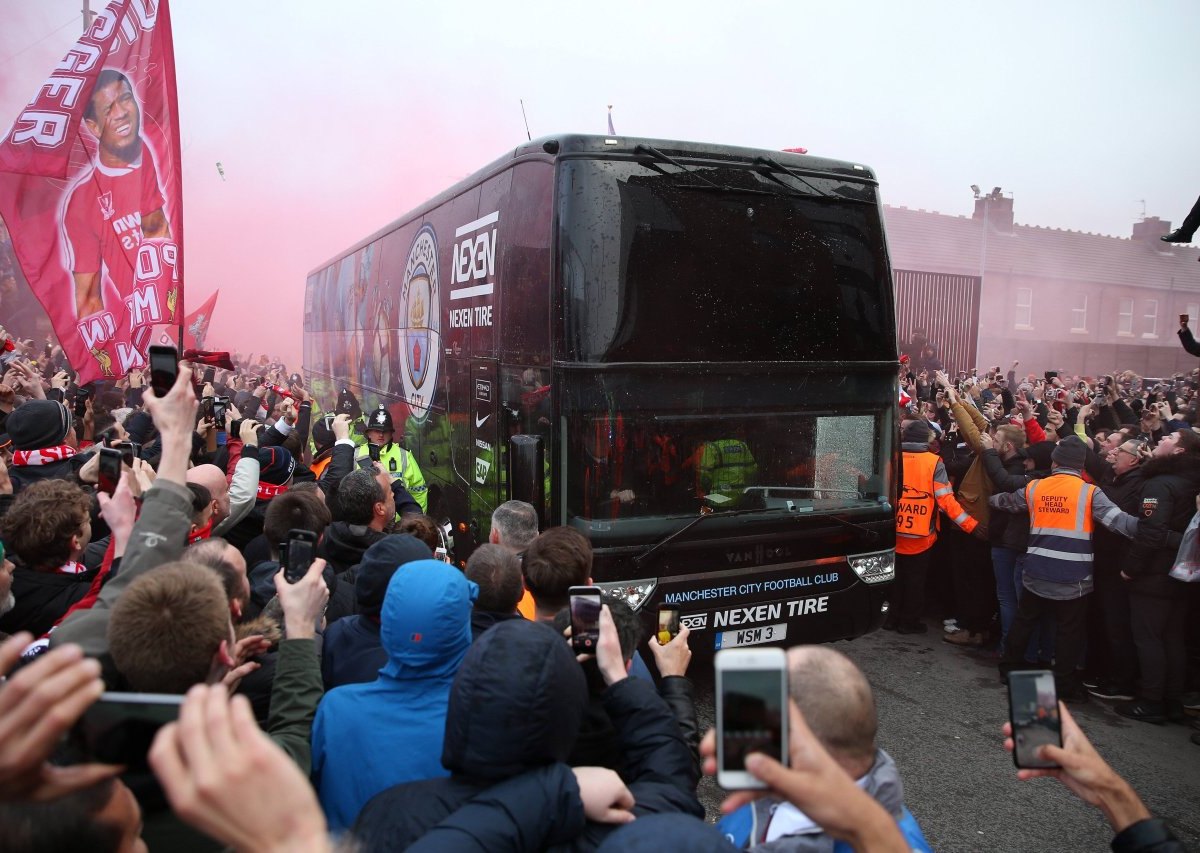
[1003,590,1089,690]
[1130,592,1188,704]
[894,550,932,624]
[1088,561,1138,688]
[1178,194,1200,240]
[945,525,995,634]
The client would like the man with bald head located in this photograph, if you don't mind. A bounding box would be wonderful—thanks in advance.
[186,422,261,537]
[719,646,923,849]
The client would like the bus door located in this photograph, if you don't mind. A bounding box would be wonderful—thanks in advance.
[470,359,501,518]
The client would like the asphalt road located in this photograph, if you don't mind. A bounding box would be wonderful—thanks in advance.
[692,623,1200,851]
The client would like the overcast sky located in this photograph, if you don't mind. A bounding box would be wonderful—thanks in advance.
[1,0,1197,363]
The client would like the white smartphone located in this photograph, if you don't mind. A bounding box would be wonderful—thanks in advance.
[715,647,789,789]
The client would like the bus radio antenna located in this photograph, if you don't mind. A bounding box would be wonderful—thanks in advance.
[519,99,532,141]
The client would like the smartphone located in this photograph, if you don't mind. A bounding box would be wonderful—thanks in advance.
[568,585,602,654]
[73,386,90,419]
[1007,670,1062,769]
[283,529,317,583]
[367,443,382,463]
[213,396,229,426]
[113,441,139,469]
[70,692,183,772]
[148,345,178,396]
[97,446,123,496]
[200,396,215,420]
[716,647,789,790]
[1182,314,1190,327]
[1045,371,1058,381]
[657,605,681,645]
[202,366,215,384]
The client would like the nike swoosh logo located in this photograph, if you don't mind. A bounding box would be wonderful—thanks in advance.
[475,413,491,428]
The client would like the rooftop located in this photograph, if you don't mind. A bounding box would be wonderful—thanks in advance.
[883,205,1200,291]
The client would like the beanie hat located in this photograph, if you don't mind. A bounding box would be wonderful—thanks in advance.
[258,446,296,486]
[902,419,932,445]
[354,534,433,616]
[6,400,72,450]
[311,414,336,453]
[1025,441,1055,472]
[1051,435,1088,471]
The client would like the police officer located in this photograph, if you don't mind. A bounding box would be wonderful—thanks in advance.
[891,419,979,634]
[356,405,428,513]
[989,436,1138,702]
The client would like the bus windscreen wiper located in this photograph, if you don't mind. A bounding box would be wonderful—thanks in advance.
[754,155,835,198]
[633,144,762,194]
[632,505,779,571]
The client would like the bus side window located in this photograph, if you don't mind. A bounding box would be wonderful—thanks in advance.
[500,162,553,362]
[502,365,551,519]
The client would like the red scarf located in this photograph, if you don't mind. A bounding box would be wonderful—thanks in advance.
[188,518,214,544]
[12,445,77,467]
[257,481,289,501]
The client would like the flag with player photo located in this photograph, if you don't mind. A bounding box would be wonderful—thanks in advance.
[0,0,185,384]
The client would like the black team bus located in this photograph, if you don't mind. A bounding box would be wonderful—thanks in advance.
[304,134,898,657]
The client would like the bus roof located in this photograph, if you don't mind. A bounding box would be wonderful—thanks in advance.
[307,134,879,277]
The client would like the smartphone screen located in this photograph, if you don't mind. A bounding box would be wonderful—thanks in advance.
[70,692,182,772]
[716,647,788,789]
[97,447,122,496]
[657,606,680,645]
[73,387,90,419]
[148,345,178,396]
[284,529,317,583]
[569,586,602,654]
[113,441,139,469]
[213,398,228,427]
[1007,670,1062,769]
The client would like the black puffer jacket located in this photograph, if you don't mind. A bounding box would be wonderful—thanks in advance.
[1124,453,1200,597]
[1095,466,1146,580]
[353,620,702,852]
[319,521,387,576]
[0,567,95,637]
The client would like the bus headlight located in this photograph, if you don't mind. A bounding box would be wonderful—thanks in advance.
[595,578,658,612]
[848,550,895,585]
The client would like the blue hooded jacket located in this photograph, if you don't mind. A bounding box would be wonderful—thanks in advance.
[311,558,477,831]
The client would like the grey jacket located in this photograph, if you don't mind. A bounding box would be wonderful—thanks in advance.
[215,452,261,538]
[51,478,194,656]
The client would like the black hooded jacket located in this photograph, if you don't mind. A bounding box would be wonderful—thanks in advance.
[1123,452,1200,596]
[352,620,702,852]
[320,521,388,576]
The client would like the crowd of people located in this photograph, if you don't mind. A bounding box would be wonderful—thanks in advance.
[897,325,1200,742]
[0,318,1191,851]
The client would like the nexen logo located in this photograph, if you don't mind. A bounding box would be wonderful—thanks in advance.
[680,614,707,631]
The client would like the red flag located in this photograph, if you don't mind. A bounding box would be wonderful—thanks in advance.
[0,0,185,384]
[182,290,218,350]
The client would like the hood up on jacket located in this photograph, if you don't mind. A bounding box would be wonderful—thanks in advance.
[441,619,587,782]
[320,521,389,572]
[356,534,433,616]
[379,558,477,681]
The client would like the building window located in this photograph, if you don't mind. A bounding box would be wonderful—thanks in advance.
[1015,288,1033,329]
[1188,303,1199,328]
[1118,298,1133,336]
[1070,293,1088,332]
[1143,299,1158,338]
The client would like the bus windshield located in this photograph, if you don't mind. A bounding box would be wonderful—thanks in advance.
[562,369,895,524]
[558,158,894,363]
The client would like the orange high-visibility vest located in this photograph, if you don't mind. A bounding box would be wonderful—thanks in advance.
[1023,474,1095,584]
[897,452,939,539]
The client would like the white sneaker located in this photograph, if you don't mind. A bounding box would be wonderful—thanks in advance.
[943,619,961,634]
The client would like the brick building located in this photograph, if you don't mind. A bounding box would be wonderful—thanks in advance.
[883,195,1200,379]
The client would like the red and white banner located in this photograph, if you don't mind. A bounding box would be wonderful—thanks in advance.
[181,289,217,350]
[0,0,184,384]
